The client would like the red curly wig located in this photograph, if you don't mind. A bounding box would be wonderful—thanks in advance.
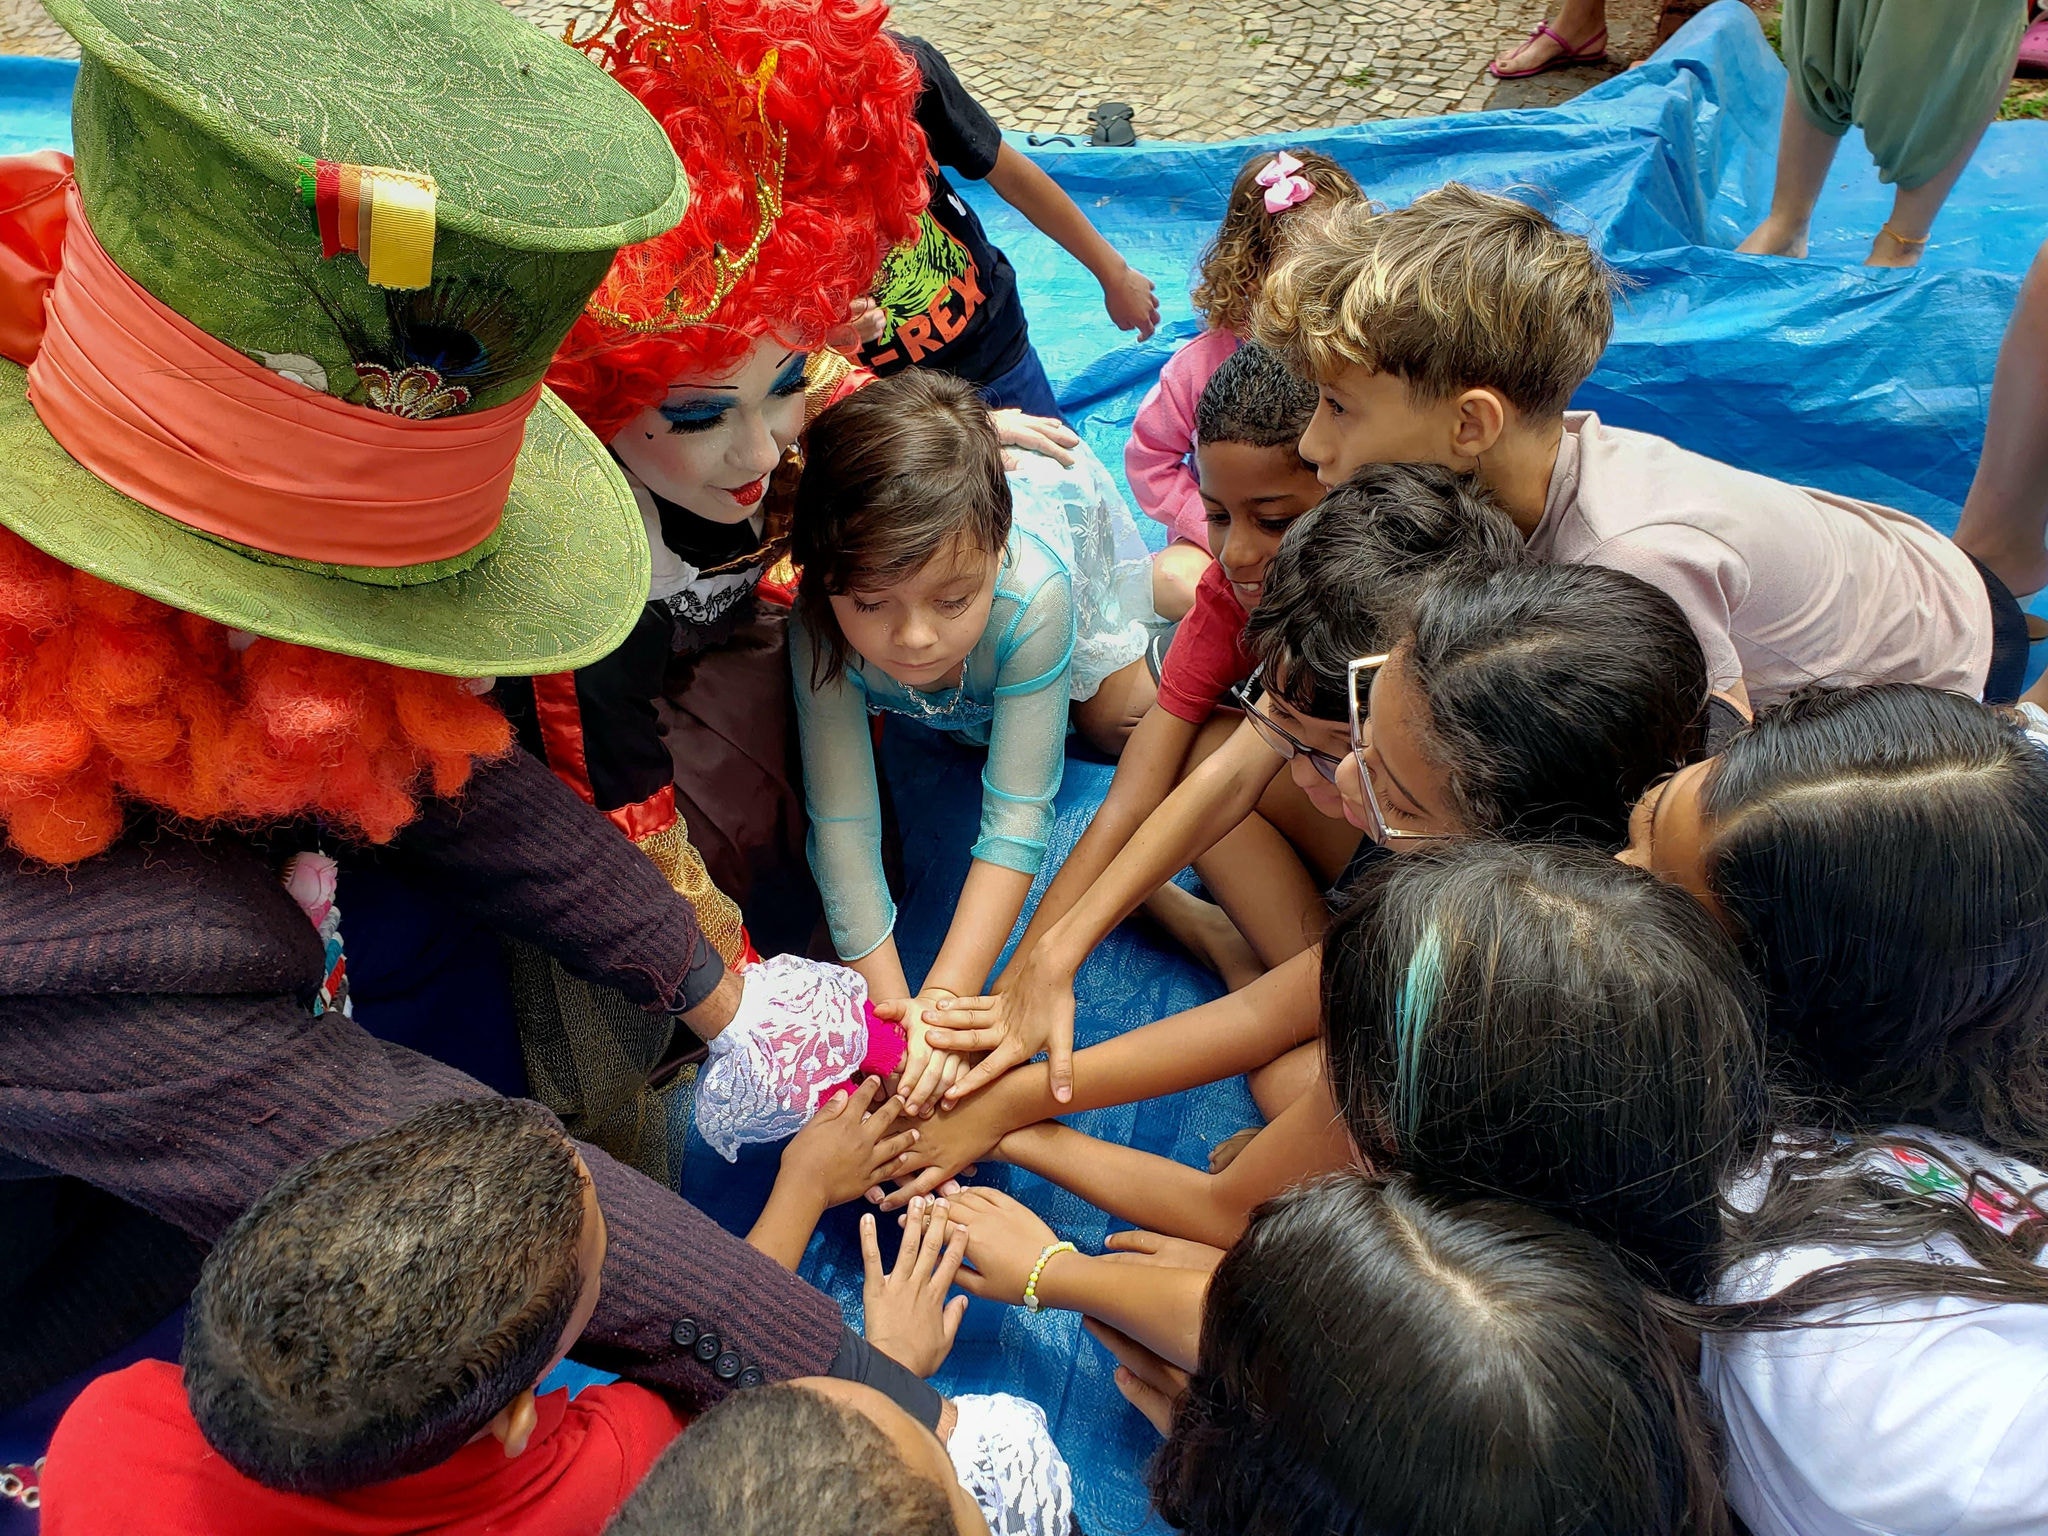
[0,527,513,866]
[546,0,929,444]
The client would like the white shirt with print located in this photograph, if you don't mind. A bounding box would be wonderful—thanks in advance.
[1705,1128,2048,1536]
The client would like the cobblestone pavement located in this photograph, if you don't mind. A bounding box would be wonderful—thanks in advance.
[3,0,1754,138]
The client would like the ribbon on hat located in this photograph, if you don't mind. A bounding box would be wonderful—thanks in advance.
[297,157,437,291]
[1255,151,1316,215]
[0,153,535,571]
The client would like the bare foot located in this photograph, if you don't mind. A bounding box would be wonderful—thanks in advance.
[1208,1128,1259,1173]
[1143,882,1265,992]
[1737,216,1809,258]
[1865,227,1926,269]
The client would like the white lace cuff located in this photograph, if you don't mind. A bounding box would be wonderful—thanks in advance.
[947,1393,1075,1536]
[692,954,872,1161]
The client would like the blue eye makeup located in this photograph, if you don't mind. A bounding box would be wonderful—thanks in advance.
[770,353,809,397]
[659,398,732,434]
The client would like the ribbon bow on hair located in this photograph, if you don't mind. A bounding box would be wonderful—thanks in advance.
[1256,151,1316,214]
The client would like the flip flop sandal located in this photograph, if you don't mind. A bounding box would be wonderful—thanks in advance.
[1090,101,1136,147]
[1488,21,1609,79]
[2019,13,2048,76]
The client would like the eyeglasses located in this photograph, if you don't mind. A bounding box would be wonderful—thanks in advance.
[1229,666,1347,783]
[1347,654,1447,845]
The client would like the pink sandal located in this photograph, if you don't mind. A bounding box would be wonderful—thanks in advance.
[2019,11,2048,77]
[1488,21,1610,79]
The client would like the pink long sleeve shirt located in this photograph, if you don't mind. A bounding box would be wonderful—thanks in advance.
[1124,328,1241,549]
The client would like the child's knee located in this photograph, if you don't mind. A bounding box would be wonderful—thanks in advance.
[1075,661,1158,756]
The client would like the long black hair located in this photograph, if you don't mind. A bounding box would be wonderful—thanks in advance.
[1671,683,2048,1330]
[1400,561,1711,847]
[1152,1173,1731,1536]
[1322,841,1770,1299]
[1697,683,2048,1156]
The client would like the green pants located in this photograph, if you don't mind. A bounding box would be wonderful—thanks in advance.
[1784,0,2026,187]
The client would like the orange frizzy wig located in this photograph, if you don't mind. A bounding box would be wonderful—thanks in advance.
[0,527,512,865]
[546,0,928,444]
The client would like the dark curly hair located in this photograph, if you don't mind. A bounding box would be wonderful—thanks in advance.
[182,1099,587,1495]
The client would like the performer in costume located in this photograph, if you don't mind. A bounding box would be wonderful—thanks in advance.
[537,0,1076,963]
[531,0,927,965]
[0,0,936,1434]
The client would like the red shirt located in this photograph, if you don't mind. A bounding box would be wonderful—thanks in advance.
[41,1360,686,1536]
[1154,561,1257,723]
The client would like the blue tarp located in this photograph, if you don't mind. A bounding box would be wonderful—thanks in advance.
[6,4,2048,1530]
[983,2,2047,540]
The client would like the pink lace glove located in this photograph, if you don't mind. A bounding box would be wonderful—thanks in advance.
[693,954,909,1161]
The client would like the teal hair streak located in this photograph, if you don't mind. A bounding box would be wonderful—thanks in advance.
[1392,925,1445,1142]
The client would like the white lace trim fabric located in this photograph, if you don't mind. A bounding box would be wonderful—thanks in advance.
[692,954,872,1161]
[1005,441,1156,703]
[946,1393,1075,1536]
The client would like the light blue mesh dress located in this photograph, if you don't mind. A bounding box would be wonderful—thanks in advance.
[792,444,1153,961]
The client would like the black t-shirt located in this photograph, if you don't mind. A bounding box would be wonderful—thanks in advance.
[859,35,1030,387]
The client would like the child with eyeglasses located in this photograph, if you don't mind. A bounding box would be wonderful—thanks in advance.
[916,460,1524,1121]
[881,556,1718,1210]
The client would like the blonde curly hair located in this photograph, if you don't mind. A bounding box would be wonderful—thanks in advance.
[1253,183,1620,418]
[1190,148,1362,335]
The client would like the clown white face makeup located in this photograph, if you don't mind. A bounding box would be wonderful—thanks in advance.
[610,339,808,522]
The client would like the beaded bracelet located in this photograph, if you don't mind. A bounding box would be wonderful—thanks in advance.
[1023,1241,1077,1313]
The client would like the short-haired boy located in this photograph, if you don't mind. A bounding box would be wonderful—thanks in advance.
[40,1099,673,1535]
[920,457,1524,1113]
[1255,182,2029,711]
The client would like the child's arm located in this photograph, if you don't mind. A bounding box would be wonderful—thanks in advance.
[747,1078,920,1270]
[995,1078,1353,1249]
[930,719,1285,1103]
[945,1187,1211,1369]
[985,143,1158,340]
[1124,337,1230,546]
[789,615,906,988]
[910,558,1077,1030]
[884,945,1323,1205]
[999,702,1203,975]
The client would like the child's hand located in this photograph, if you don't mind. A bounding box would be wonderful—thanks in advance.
[861,1197,970,1377]
[925,956,1078,1107]
[945,1186,1068,1307]
[823,294,886,354]
[877,1085,1024,1210]
[1082,1318,1189,1436]
[779,1077,920,1209]
[873,992,971,1118]
[1101,260,1159,340]
[988,408,1079,469]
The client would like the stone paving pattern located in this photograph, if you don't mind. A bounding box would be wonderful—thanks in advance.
[3,0,1772,138]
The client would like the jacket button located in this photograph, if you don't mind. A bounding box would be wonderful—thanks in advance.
[714,1351,743,1381]
[693,1333,721,1363]
[670,1318,699,1349]
[736,1367,765,1389]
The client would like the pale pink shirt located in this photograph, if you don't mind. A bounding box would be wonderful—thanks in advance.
[1123,327,1241,549]
[1529,413,1992,703]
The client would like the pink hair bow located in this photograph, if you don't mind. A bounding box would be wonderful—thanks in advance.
[1256,151,1315,214]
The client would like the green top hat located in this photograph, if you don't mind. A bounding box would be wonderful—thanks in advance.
[0,0,690,674]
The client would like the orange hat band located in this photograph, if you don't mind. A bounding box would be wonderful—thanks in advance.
[0,155,535,571]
